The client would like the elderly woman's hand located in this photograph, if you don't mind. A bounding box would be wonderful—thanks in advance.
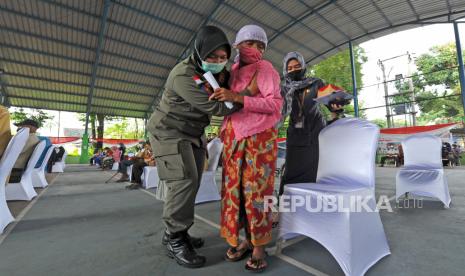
[209,88,244,104]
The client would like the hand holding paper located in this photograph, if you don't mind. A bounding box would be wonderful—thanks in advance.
[203,71,233,109]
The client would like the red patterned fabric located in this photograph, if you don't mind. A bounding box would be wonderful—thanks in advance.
[220,119,277,247]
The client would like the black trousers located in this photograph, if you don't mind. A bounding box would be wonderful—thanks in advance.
[279,142,319,196]
[131,159,147,184]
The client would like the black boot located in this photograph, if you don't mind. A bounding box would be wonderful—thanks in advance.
[162,230,204,248]
[166,232,206,268]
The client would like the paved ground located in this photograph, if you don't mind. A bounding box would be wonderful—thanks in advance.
[0,165,463,276]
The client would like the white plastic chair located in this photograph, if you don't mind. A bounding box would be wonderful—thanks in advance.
[396,134,451,208]
[32,146,56,188]
[6,140,46,201]
[195,138,223,204]
[0,128,29,233]
[142,166,159,189]
[278,118,391,276]
[51,150,67,173]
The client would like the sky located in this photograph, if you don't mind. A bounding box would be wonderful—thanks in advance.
[8,23,465,136]
[358,23,462,120]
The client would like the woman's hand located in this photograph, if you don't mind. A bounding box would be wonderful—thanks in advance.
[329,103,343,119]
[210,88,244,104]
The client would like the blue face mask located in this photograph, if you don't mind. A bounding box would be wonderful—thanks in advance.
[201,60,227,74]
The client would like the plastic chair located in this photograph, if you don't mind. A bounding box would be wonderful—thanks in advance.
[278,118,390,276]
[0,128,30,233]
[6,140,46,201]
[396,134,451,208]
[32,146,56,188]
[195,138,223,204]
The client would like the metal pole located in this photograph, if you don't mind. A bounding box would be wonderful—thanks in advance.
[57,110,61,138]
[144,116,148,140]
[453,22,465,118]
[378,60,392,128]
[349,41,359,117]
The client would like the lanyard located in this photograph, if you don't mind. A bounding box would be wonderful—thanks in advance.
[296,88,310,118]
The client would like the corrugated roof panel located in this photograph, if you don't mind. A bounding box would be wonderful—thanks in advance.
[98,50,170,80]
[0,48,92,75]
[94,79,154,96]
[235,1,290,29]
[53,0,103,17]
[92,98,148,111]
[412,0,449,18]
[105,22,182,58]
[96,66,164,88]
[267,0,310,18]
[0,10,98,49]
[8,88,86,104]
[102,39,175,74]
[2,0,465,117]
[172,0,217,15]
[111,1,193,44]
[5,76,88,95]
[93,89,153,104]
[4,63,90,86]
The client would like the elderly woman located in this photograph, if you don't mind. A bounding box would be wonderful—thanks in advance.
[210,25,282,273]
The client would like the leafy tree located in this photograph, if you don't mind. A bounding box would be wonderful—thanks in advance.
[371,118,387,129]
[10,108,54,128]
[413,43,464,123]
[308,46,368,119]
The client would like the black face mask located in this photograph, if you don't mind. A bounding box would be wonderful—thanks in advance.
[287,70,303,81]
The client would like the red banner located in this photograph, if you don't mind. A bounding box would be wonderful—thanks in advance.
[49,137,81,144]
[380,123,457,135]
[47,137,143,146]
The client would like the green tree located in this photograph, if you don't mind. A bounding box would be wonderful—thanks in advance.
[10,108,54,128]
[371,118,387,129]
[308,46,368,118]
[413,43,464,123]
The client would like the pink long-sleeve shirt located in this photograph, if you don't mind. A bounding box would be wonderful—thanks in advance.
[221,60,283,141]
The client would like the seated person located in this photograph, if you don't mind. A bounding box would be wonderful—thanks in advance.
[451,143,461,166]
[442,142,452,166]
[93,148,107,168]
[54,146,65,161]
[9,119,40,183]
[0,104,12,158]
[89,149,102,166]
[125,142,156,190]
[101,147,114,170]
[380,143,400,167]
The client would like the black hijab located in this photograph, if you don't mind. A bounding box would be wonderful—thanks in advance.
[193,26,231,73]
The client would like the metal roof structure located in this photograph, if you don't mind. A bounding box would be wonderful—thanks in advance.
[1,0,465,118]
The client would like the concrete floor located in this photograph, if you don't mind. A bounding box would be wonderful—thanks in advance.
[0,165,464,276]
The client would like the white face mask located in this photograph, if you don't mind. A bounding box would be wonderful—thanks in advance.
[201,60,227,74]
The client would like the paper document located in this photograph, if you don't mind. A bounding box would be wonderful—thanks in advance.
[203,71,233,109]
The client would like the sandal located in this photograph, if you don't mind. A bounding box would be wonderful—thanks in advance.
[271,212,279,228]
[224,245,252,262]
[245,255,268,273]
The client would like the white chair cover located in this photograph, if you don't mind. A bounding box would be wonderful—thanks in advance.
[142,166,159,189]
[195,138,223,204]
[51,150,67,173]
[6,140,46,201]
[279,118,390,276]
[396,134,451,207]
[32,146,56,188]
[0,128,29,233]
